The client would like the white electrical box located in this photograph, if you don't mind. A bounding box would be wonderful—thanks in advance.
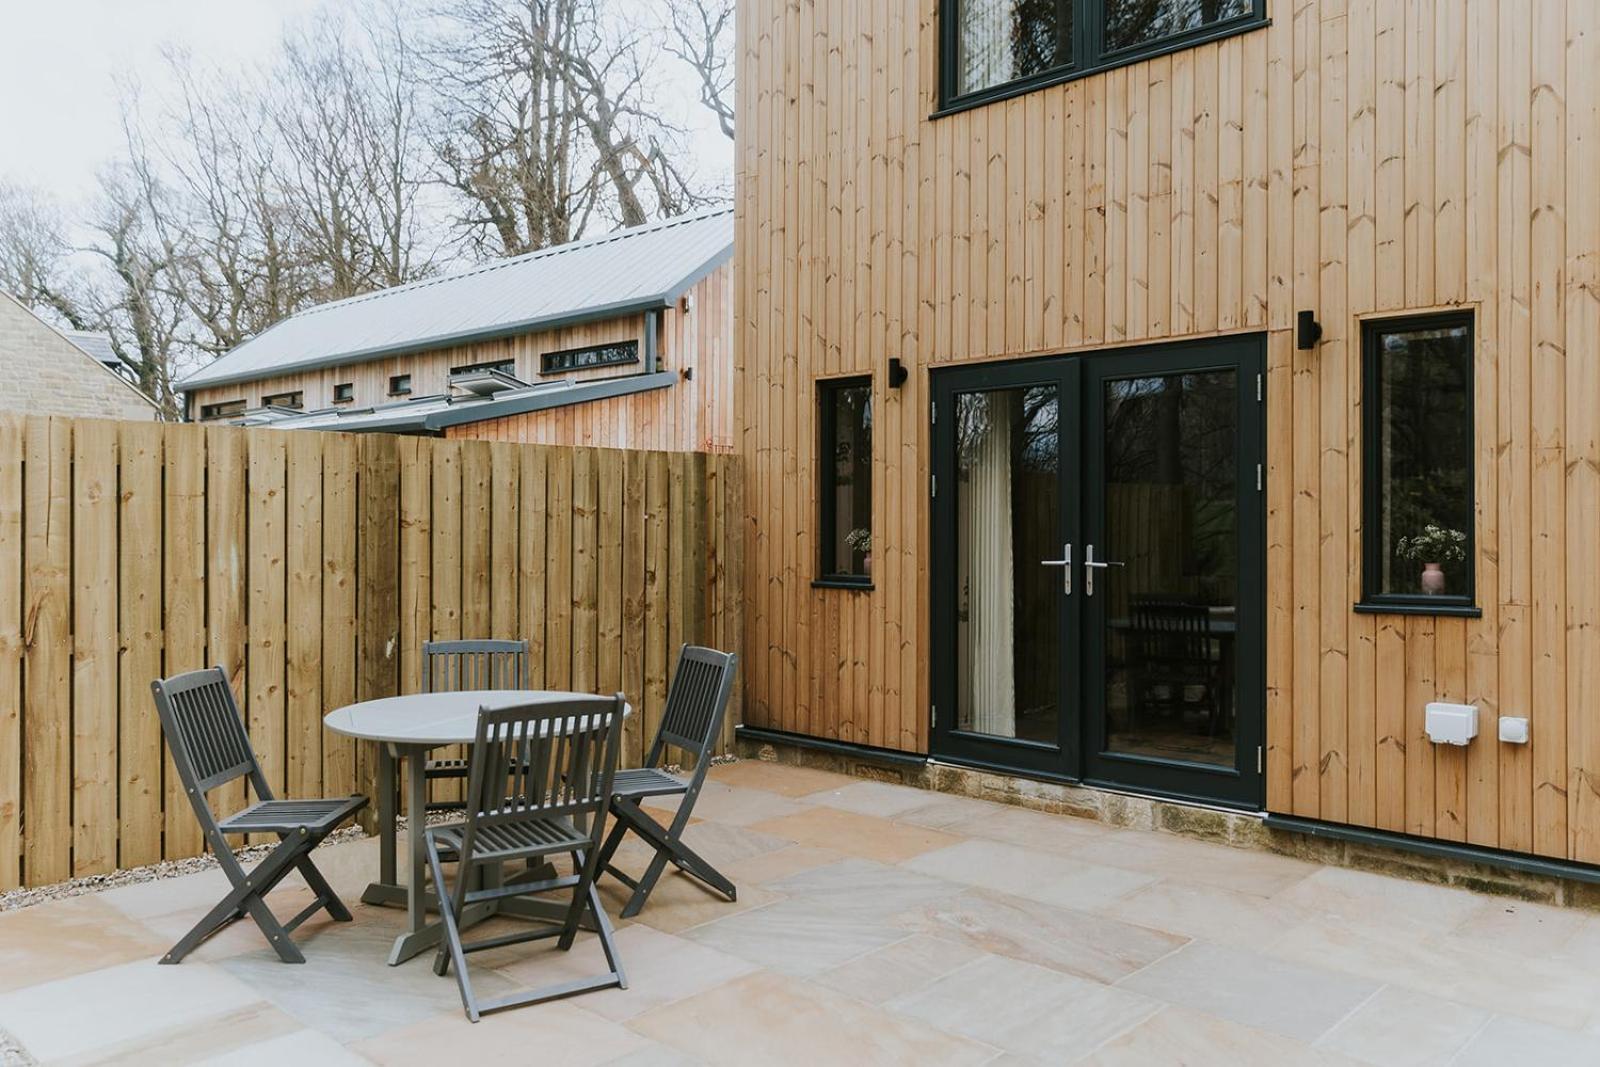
[1425,702,1479,746]
[1499,716,1530,744]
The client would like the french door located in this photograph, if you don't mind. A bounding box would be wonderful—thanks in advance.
[930,335,1266,808]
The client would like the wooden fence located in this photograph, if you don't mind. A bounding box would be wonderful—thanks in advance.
[0,415,742,890]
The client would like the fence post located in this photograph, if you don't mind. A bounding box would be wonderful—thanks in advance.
[356,433,401,834]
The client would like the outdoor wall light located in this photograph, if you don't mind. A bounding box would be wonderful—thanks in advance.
[1297,310,1323,350]
[888,357,908,388]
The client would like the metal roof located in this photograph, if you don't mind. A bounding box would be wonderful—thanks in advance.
[63,330,121,368]
[178,207,733,392]
[235,371,678,434]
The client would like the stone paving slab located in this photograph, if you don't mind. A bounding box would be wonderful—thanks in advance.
[1,764,1599,1064]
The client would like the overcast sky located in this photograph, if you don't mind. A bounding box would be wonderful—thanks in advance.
[0,0,730,206]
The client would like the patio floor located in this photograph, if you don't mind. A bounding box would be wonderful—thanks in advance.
[4,761,1600,1066]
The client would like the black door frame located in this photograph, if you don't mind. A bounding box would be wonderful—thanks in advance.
[929,333,1267,810]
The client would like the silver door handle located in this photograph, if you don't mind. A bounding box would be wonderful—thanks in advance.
[1083,543,1124,597]
[1040,543,1073,595]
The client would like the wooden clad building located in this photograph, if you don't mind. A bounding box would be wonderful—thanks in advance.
[736,0,1600,866]
[179,209,735,454]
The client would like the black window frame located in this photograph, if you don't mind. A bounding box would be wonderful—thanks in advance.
[261,390,304,410]
[540,341,639,376]
[388,374,412,396]
[816,375,875,590]
[937,0,1269,116]
[199,399,246,421]
[332,382,355,404]
[1357,310,1479,618]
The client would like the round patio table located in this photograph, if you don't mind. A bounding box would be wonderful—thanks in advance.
[324,690,631,965]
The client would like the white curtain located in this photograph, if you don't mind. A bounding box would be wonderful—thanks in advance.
[957,392,1016,737]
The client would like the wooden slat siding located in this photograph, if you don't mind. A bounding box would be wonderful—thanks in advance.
[321,433,358,799]
[163,425,206,859]
[1568,0,1600,863]
[0,418,21,887]
[622,450,647,762]
[285,432,323,799]
[1463,0,1501,849]
[1436,617,1469,840]
[24,418,72,885]
[571,448,600,695]
[544,447,573,690]
[207,426,249,821]
[117,422,164,868]
[247,432,288,841]
[355,433,400,827]
[519,447,549,689]
[71,420,118,876]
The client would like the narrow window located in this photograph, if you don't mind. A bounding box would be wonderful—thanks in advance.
[541,341,639,375]
[1360,312,1476,613]
[262,390,303,410]
[388,374,412,396]
[199,399,246,421]
[333,383,355,403]
[450,358,516,377]
[818,377,873,585]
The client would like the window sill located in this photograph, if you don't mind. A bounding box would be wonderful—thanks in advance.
[812,578,874,592]
[1352,601,1482,619]
[932,16,1271,120]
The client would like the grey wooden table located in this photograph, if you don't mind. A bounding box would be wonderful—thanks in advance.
[323,690,631,966]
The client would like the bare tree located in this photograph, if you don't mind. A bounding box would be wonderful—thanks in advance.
[665,0,734,140]
[0,182,91,328]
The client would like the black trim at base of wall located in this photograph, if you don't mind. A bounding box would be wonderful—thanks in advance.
[733,725,929,770]
[1265,814,1600,886]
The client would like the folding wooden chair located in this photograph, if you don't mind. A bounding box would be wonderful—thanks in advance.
[419,639,530,795]
[426,695,626,1022]
[595,645,738,918]
[151,667,367,965]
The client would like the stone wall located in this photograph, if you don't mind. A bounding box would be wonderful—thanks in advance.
[0,293,159,421]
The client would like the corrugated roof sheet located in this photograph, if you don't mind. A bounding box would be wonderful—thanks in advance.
[63,330,120,368]
[179,207,733,391]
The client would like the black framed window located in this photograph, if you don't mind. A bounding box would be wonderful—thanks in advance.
[388,374,412,396]
[1359,312,1477,615]
[541,341,639,375]
[262,390,303,409]
[333,382,355,403]
[199,399,245,421]
[818,377,874,586]
[940,0,1267,113]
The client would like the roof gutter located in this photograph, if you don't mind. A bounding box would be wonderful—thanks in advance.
[177,296,674,393]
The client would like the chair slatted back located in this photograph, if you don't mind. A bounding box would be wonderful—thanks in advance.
[462,696,624,838]
[422,639,529,694]
[151,667,265,797]
[650,646,738,766]
[1131,595,1214,670]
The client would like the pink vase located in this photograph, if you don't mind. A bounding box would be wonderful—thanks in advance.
[863,553,873,578]
[1420,562,1446,595]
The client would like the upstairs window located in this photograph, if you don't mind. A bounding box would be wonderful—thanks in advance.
[450,358,516,377]
[199,399,245,421]
[388,374,412,396]
[262,390,303,410]
[333,383,355,403]
[541,341,639,375]
[942,0,1266,110]
[1360,312,1476,614]
[818,377,874,586]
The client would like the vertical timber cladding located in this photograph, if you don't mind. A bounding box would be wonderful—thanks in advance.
[735,0,1600,863]
[0,414,741,889]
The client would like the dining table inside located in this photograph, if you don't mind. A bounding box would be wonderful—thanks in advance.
[322,689,632,965]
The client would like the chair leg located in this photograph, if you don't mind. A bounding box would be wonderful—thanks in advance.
[163,834,310,965]
[291,851,352,922]
[611,800,736,918]
[426,834,480,1022]
[594,818,628,874]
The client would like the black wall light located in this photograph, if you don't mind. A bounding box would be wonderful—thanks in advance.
[1297,310,1323,350]
[888,357,908,388]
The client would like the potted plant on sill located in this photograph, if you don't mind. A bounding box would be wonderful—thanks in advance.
[846,527,872,578]
[1395,524,1468,595]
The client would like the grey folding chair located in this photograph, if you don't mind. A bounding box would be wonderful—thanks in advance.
[420,639,530,792]
[595,645,738,918]
[425,695,626,1022]
[151,667,367,965]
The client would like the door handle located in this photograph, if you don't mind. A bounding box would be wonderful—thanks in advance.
[1083,543,1124,597]
[1040,543,1073,595]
